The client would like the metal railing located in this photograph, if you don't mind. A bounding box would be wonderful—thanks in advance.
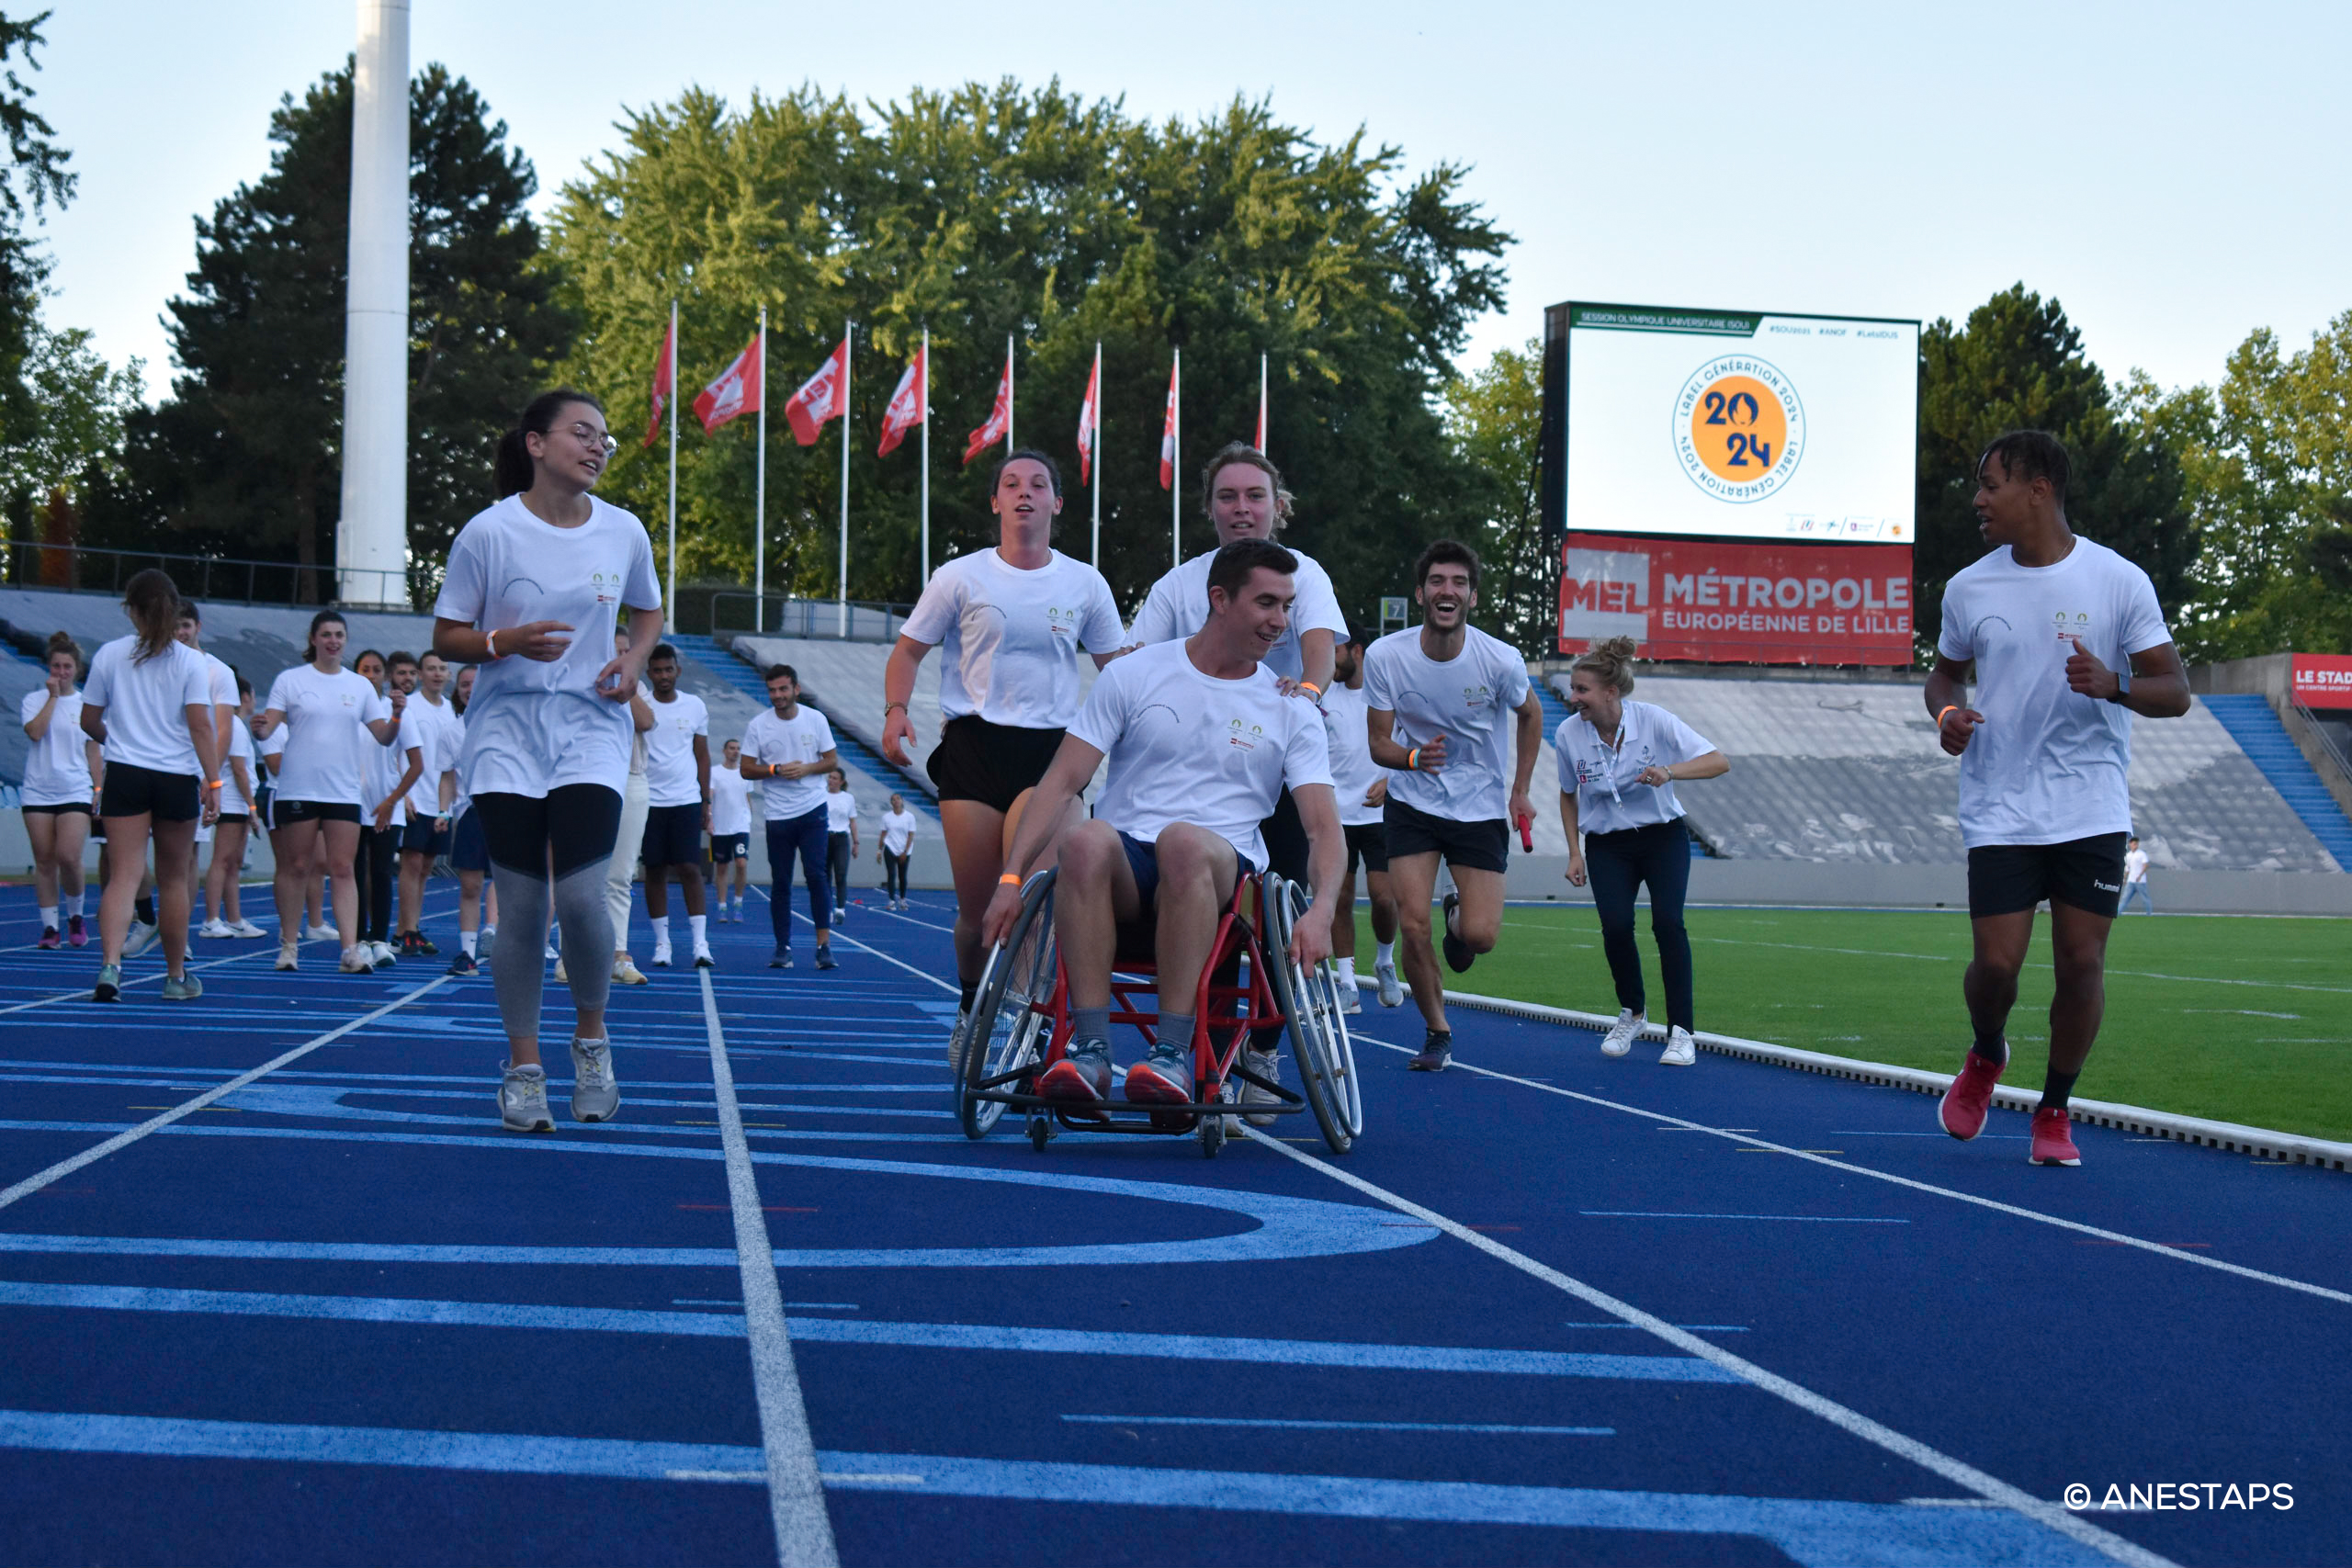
[698,591,918,645]
[0,539,430,610]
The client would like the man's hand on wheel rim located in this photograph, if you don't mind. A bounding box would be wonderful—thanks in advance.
[1288,904,1334,973]
[978,881,1023,950]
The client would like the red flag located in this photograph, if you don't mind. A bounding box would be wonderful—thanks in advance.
[785,337,850,446]
[964,344,1013,465]
[1076,351,1101,484]
[641,316,674,448]
[877,344,925,457]
[1158,358,1179,490]
[693,331,763,434]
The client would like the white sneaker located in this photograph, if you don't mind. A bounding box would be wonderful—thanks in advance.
[1601,1009,1645,1058]
[1339,981,1363,1015]
[369,941,398,971]
[275,942,299,972]
[650,944,673,969]
[122,920,159,958]
[1660,1026,1697,1067]
[613,954,649,986]
[499,1062,554,1133]
[338,947,373,975]
[307,922,340,943]
[1374,957,1404,1008]
[197,918,233,940]
[543,942,560,962]
[1240,1046,1282,1127]
[227,918,267,939]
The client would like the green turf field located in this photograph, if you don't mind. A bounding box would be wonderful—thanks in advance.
[1355,905,2352,1143]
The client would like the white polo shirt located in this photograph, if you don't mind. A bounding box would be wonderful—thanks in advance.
[1554,701,1716,837]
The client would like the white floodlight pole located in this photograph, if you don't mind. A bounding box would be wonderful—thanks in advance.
[338,0,410,607]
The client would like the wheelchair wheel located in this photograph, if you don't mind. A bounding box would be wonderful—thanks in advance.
[1264,874,1361,1155]
[959,868,1057,1140]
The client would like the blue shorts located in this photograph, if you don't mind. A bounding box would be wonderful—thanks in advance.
[450,807,488,874]
[1118,831,1239,911]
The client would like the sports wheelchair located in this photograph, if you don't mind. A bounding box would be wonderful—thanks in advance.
[954,867,1362,1157]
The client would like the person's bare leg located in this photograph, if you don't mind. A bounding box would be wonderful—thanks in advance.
[643,865,670,920]
[1333,866,1358,962]
[56,813,88,908]
[1148,824,1240,1028]
[272,820,322,937]
[1448,864,1506,957]
[1366,866,1399,943]
[28,813,59,910]
[2045,901,2114,1079]
[153,819,198,976]
[98,818,150,964]
[1387,852,1446,1032]
[940,799,1011,985]
[220,822,248,921]
[1962,909,2035,1055]
[679,861,706,917]
[399,850,427,938]
[1053,820,1143,1011]
[318,820,362,961]
[458,868,482,937]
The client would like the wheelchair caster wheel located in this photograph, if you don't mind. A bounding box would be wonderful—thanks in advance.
[1201,1112,1225,1158]
[1028,1114,1052,1152]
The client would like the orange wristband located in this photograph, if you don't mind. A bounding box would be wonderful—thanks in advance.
[1297,682,1322,699]
[485,628,499,659]
[999,873,1022,886]
[1406,747,1419,771]
[1937,705,1958,727]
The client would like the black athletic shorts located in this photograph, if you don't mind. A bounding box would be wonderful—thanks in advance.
[641,801,705,865]
[99,763,201,823]
[400,815,450,855]
[710,831,749,863]
[216,811,252,826]
[20,800,91,816]
[451,807,488,874]
[1968,831,2129,919]
[1381,796,1509,875]
[275,799,362,827]
[1343,820,1388,875]
[927,716,1063,814]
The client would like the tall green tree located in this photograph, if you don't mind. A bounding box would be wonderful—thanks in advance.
[0,7,73,490]
[90,62,571,598]
[1915,285,2197,660]
[1442,337,1548,649]
[546,80,1508,625]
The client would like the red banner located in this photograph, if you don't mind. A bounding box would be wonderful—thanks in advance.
[2293,653,2352,709]
[1558,533,1914,665]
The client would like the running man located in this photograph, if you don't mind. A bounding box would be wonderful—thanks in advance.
[982,538,1341,1116]
[395,651,461,957]
[740,664,842,971]
[639,643,712,969]
[1320,629,1401,1012]
[709,738,752,921]
[1928,431,2189,1168]
[1363,539,1544,1072]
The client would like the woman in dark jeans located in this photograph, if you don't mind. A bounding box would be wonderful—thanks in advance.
[1554,637,1728,1067]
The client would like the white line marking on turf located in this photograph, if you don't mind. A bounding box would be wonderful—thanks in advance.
[699,967,841,1568]
[1239,1125,2174,1568]
[0,973,451,1212]
[1353,1032,2352,1307]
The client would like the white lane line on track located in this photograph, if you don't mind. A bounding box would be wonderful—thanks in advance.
[1352,1032,2352,1308]
[1239,1125,2174,1568]
[699,968,841,1568]
[752,888,960,998]
[0,974,451,1212]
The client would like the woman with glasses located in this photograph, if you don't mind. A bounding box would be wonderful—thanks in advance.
[433,389,661,1134]
[1555,637,1729,1068]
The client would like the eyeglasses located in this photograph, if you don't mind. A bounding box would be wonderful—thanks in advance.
[570,422,616,456]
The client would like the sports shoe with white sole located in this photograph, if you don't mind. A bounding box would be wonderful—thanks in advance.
[1408,1032,1452,1072]
[1440,893,1473,973]
[92,963,122,1003]
[161,973,203,1002]
[1239,1045,1282,1126]
[227,918,267,939]
[1601,1009,1645,1057]
[499,1062,555,1132]
[197,919,233,940]
[947,1009,971,1074]
[1375,957,1404,1008]
[2029,1106,2082,1166]
[553,957,568,983]
[338,947,374,976]
[1125,1044,1193,1106]
[614,954,650,985]
[1939,1050,2006,1141]
[275,942,299,972]
[650,945,673,969]
[369,941,398,971]
[569,1037,621,1122]
[1659,1026,1697,1066]
[122,920,159,959]
[1338,980,1363,1015]
[693,947,714,969]
[1038,1037,1113,1107]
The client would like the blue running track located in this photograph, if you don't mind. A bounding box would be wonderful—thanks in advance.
[0,880,2343,1565]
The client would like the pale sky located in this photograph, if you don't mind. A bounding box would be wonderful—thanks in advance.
[29,1,2352,407]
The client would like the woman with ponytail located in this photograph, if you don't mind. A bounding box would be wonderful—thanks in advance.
[20,631,99,948]
[77,569,220,1002]
[433,389,661,1133]
[1554,637,1729,1066]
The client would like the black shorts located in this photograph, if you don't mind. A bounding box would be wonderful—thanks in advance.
[1343,820,1388,876]
[216,811,252,826]
[99,764,202,824]
[710,831,749,863]
[400,815,449,855]
[451,807,489,874]
[1969,832,2129,919]
[21,800,91,816]
[275,799,362,827]
[1382,797,1510,875]
[641,801,705,865]
[927,716,1062,814]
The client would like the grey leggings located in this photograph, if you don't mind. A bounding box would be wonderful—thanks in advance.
[476,786,622,1044]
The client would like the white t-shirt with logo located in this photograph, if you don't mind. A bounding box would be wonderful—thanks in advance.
[1070,639,1333,871]
[1363,626,1533,825]
[710,761,753,837]
[880,808,919,856]
[432,493,662,800]
[740,705,836,821]
[85,637,212,778]
[1318,681,1386,829]
[2124,847,2150,883]
[197,649,236,745]
[824,790,858,834]
[264,664,392,807]
[1555,702,1717,837]
[1936,536,2171,849]
[400,694,461,819]
[362,696,420,826]
[220,715,256,817]
[900,547,1125,730]
[642,690,710,808]
[1125,547,1351,684]
[19,688,93,807]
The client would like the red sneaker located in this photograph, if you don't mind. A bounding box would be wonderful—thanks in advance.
[1939,1051,2005,1141]
[37,926,61,950]
[1123,1046,1193,1106]
[2029,1107,2082,1167]
[1037,1040,1112,1108]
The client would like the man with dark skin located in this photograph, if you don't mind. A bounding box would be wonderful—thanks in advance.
[1925,431,2189,1167]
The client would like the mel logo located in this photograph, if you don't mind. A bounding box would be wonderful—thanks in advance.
[1673,355,1805,504]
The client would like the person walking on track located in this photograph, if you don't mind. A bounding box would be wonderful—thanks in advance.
[432,388,662,1133]
[354,649,423,971]
[1555,636,1729,1067]
[590,625,656,987]
[21,631,99,950]
[1927,431,2189,1168]
[1363,540,1544,1072]
[638,642,712,969]
[196,674,265,940]
[823,769,859,922]
[395,651,460,957]
[710,737,752,921]
[877,793,919,911]
[78,570,220,1002]
[880,448,1125,1044]
[741,664,842,972]
[1320,629,1401,1013]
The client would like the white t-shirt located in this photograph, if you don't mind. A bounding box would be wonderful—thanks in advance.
[400,694,461,818]
[1069,639,1333,871]
[431,493,662,799]
[824,790,858,834]
[710,761,753,837]
[18,688,94,807]
[1555,701,1717,837]
[1936,536,2171,849]
[264,663,392,807]
[84,637,210,777]
[363,698,420,827]
[1125,547,1351,684]
[880,808,919,856]
[900,547,1125,729]
[220,716,255,817]
[642,690,710,808]
[740,705,836,820]
[1363,627,1533,825]
[2124,847,2150,883]
[258,723,286,777]
[1318,681,1386,828]
[196,649,236,745]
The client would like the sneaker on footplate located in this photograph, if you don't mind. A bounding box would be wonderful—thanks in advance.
[1125,1043,1193,1106]
[1240,1045,1282,1126]
[1038,1037,1113,1107]
[1658,1026,1697,1067]
[2029,1106,2082,1167]
[1939,1050,2006,1142]
[1440,893,1473,974]
[569,1037,621,1122]
[1408,1031,1453,1072]
[1600,1009,1645,1057]
[498,1062,555,1133]
[1374,956,1403,1008]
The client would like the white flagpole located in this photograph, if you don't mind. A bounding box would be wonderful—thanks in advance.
[754,306,767,635]
[1259,352,1268,456]
[1005,332,1015,453]
[838,318,852,639]
[665,299,677,626]
[919,328,931,586]
[1170,349,1181,570]
[1090,340,1102,569]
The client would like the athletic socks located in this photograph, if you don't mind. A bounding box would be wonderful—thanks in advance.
[1157,1014,1196,1063]
[39,905,58,931]
[1337,955,1357,988]
[650,915,670,949]
[134,895,156,927]
[958,979,979,1014]
[688,914,707,947]
[1073,1006,1113,1044]
[2040,1067,2080,1111]
[1375,940,1395,970]
[63,891,84,919]
[1971,1027,2009,1066]
[460,930,479,959]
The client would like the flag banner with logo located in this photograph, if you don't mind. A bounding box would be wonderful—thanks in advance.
[786,340,850,446]
[1158,360,1179,489]
[694,332,763,434]
[642,318,675,448]
[878,344,925,457]
[964,348,1013,465]
[1558,532,1913,665]
[2292,653,2352,709]
[1076,355,1101,484]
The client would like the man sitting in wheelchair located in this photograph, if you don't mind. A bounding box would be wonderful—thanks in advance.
[980,537,1344,1112]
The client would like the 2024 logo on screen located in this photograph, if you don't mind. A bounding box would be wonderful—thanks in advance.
[1673,355,1806,504]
